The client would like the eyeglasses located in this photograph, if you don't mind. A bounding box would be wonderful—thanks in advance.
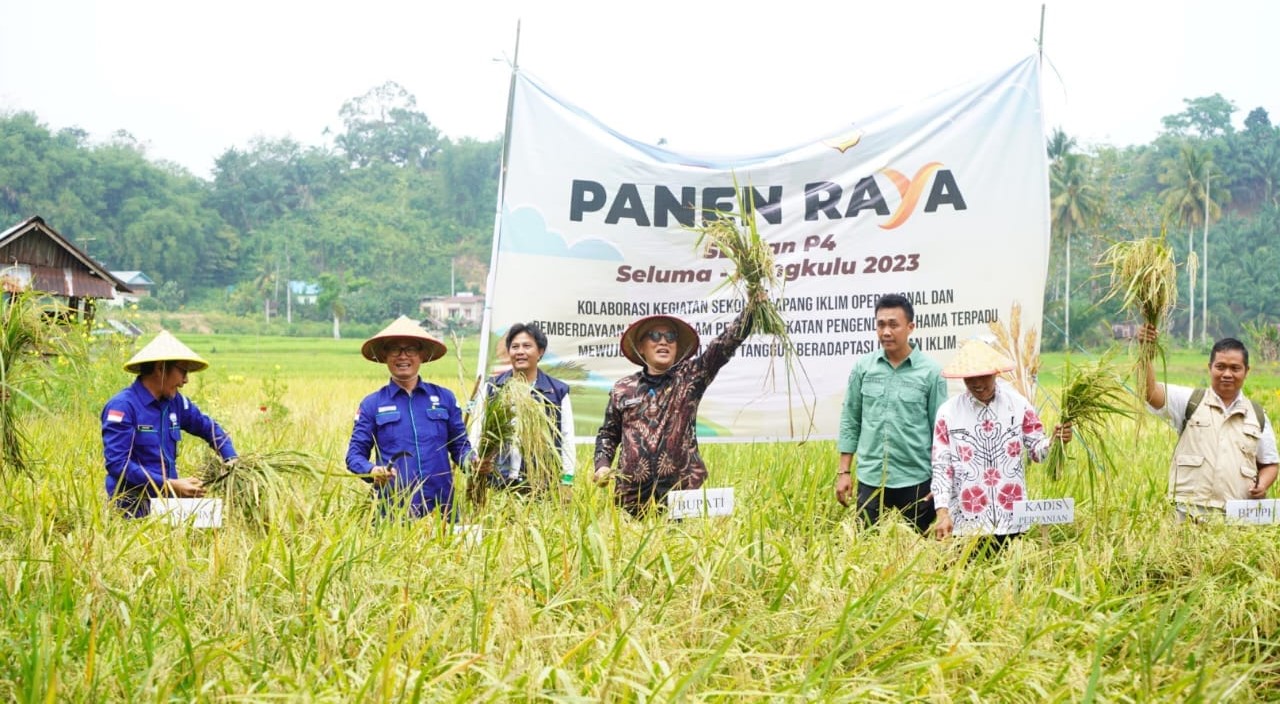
[386,345,421,358]
[644,330,679,343]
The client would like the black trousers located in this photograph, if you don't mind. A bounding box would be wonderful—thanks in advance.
[856,479,935,535]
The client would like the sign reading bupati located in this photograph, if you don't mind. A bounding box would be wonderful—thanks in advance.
[667,488,735,520]
[487,57,1049,441]
[1012,498,1075,528]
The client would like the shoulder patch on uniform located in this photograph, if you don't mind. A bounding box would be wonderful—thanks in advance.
[106,409,125,423]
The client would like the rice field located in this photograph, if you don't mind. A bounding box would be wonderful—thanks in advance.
[4,331,1280,701]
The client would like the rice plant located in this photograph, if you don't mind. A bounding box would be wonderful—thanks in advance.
[1098,231,1178,406]
[471,375,561,506]
[691,176,815,438]
[1044,356,1135,481]
[988,301,1041,402]
[0,292,49,473]
[197,449,321,528]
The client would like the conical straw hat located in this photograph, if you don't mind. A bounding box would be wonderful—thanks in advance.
[361,316,447,363]
[619,315,699,367]
[941,339,1015,379]
[123,330,209,374]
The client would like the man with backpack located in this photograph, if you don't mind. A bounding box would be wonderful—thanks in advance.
[1137,324,1278,520]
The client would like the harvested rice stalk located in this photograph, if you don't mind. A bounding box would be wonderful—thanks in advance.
[1098,231,1178,406]
[1044,357,1133,480]
[988,301,1041,402]
[198,450,319,529]
[690,175,814,437]
[471,375,561,505]
[0,292,47,473]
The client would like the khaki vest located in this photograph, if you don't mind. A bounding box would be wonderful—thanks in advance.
[1169,393,1264,508]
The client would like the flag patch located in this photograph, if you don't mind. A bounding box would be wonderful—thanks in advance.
[106,409,125,423]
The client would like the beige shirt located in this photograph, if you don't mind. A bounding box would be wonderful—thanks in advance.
[1151,383,1279,508]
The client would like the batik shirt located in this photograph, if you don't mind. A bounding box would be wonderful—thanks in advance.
[594,308,751,510]
[930,382,1051,536]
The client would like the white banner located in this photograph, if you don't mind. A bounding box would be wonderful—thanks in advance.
[487,56,1049,441]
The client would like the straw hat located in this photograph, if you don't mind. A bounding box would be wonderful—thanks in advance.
[361,316,447,363]
[941,339,1015,379]
[123,330,209,374]
[619,315,699,367]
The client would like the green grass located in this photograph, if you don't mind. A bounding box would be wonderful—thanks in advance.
[4,333,1280,700]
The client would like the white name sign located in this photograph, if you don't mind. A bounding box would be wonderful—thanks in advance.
[667,487,734,520]
[452,524,483,545]
[1012,498,1074,527]
[150,498,223,528]
[1225,499,1280,524]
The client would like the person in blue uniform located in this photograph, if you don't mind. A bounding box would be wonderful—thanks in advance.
[101,330,237,517]
[346,316,473,518]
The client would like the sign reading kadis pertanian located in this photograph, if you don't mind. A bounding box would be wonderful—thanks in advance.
[484,56,1050,442]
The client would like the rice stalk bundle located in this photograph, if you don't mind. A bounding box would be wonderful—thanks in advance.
[198,450,320,529]
[0,293,47,473]
[987,301,1041,402]
[1044,357,1134,480]
[470,375,561,506]
[690,175,814,438]
[1097,232,1178,406]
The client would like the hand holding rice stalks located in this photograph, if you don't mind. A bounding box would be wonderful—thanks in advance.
[198,450,320,529]
[1044,357,1133,480]
[690,175,814,437]
[470,375,561,506]
[1098,232,1177,405]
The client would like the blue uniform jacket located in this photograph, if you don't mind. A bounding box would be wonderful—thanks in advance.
[101,379,237,517]
[346,378,472,516]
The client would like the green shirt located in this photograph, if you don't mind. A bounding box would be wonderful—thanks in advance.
[837,345,946,488]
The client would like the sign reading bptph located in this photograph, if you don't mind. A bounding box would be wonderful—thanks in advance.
[1225,499,1280,524]
[1011,498,1074,528]
[666,488,734,520]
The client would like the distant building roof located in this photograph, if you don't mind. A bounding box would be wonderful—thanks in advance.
[110,271,155,286]
[0,216,130,297]
[420,293,484,305]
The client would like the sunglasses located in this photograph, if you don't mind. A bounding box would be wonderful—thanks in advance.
[644,330,679,343]
[386,345,422,357]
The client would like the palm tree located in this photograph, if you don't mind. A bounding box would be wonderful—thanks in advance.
[1158,143,1224,341]
[1050,152,1100,350]
[1046,127,1077,163]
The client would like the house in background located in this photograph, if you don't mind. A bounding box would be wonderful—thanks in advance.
[110,271,156,299]
[419,292,484,331]
[0,215,131,324]
[289,280,320,305]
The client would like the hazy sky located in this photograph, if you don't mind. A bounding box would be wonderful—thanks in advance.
[1,0,1274,178]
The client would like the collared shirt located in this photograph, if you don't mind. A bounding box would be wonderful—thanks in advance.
[101,379,237,517]
[346,377,471,515]
[837,344,947,488]
[931,383,1051,536]
[1150,384,1279,463]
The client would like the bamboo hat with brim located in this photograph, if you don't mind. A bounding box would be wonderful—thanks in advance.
[941,339,1015,379]
[361,316,447,363]
[620,315,699,367]
[123,330,210,374]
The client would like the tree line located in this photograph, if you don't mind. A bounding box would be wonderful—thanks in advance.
[2,87,1278,344]
[0,81,499,329]
[1048,94,1280,351]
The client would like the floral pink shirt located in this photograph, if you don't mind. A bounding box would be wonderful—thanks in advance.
[931,382,1051,536]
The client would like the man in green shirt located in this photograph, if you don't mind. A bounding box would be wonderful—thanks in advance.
[835,293,947,534]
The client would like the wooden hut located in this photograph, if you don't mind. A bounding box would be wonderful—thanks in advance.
[0,215,132,324]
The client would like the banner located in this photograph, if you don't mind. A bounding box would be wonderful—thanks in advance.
[485,56,1049,442]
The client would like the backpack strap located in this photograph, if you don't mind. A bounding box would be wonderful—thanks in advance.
[1180,387,1206,436]
[1179,387,1268,434]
